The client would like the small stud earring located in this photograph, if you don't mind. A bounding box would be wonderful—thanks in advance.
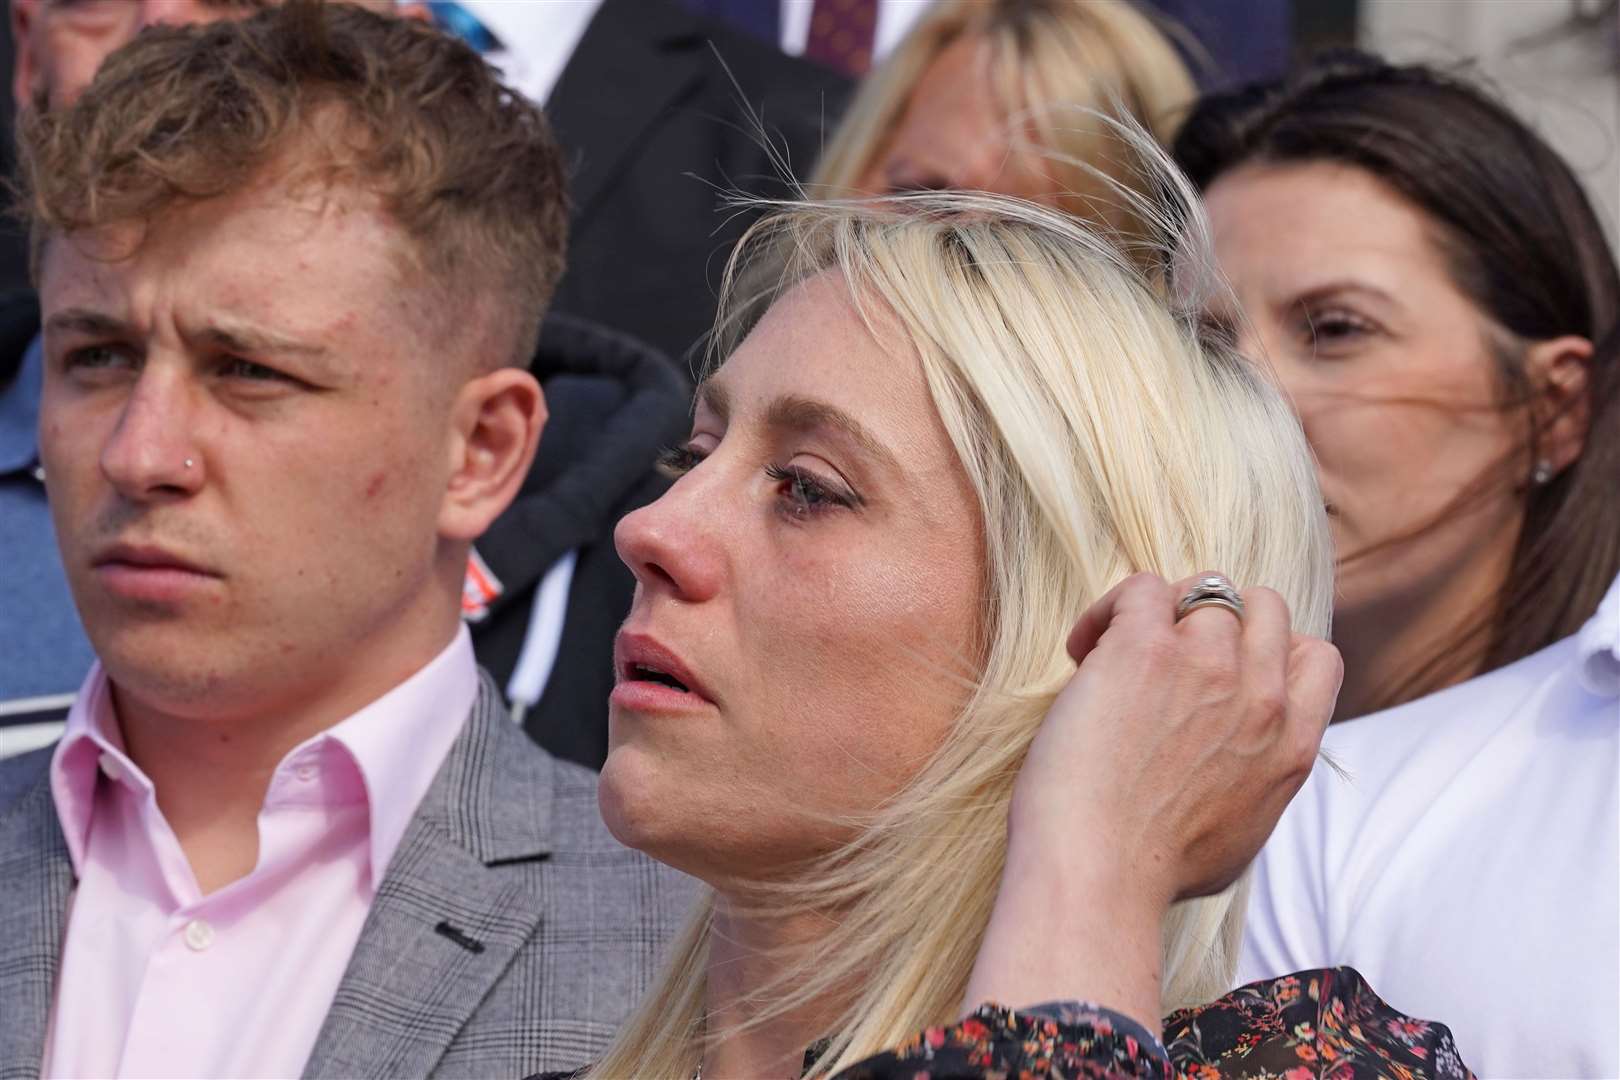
[1532,460,1553,486]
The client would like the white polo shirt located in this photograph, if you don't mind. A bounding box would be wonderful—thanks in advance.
[1241,571,1620,1078]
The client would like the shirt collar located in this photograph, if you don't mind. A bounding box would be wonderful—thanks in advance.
[0,333,43,475]
[1577,570,1620,699]
[50,664,135,875]
[322,624,480,884]
[49,626,480,886]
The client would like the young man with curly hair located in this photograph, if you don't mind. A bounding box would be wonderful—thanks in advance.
[0,5,693,1076]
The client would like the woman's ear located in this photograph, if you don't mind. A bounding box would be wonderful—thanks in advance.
[438,368,547,543]
[1525,334,1593,479]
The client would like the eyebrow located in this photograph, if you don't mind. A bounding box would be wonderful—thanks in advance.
[695,378,731,423]
[697,379,901,473]
[765,394,901,472]
[46,308,332,361]
[44,308,127,339]
[197,320,330,361]
[1288,279,1400,309]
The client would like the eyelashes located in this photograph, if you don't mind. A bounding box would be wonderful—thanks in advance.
[656,444,703,479]
[764,463,861,513]
[1299,305,1380,355]
[656,444,862,516]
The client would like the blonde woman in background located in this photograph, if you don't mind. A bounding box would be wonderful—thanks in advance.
[809,0,1196,239]
[530,176,1472,1077]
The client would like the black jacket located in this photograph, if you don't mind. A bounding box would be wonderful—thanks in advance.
[471,312,690,769]
[545,0,849,369]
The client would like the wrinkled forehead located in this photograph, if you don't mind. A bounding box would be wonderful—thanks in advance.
[38,177,455,374]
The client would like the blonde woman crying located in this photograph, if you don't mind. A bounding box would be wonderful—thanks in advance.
[539,176,1474,1078]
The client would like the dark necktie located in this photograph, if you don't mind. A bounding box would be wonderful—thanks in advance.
[804,0,878,77]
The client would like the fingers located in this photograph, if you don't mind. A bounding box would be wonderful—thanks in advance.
[1235,588,1290,731]
[1067,571,1253,665]
[1236,586,1289,663]
[1286,634,1343,746]
[1065,572,1175,664]
[1167,571,1244,666]
[1046,569,1339,909]
[1066,575,1332,766]
[1245,635,1340,827]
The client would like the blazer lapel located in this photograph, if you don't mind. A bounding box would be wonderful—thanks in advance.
[546,0,709,225]
[302,675,557,1080]
[0,756,74,1080]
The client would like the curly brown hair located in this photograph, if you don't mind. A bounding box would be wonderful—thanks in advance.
[14,0,568,367]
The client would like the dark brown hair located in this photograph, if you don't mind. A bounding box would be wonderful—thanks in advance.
[15,0,568,365]
[1173,50,1620,711]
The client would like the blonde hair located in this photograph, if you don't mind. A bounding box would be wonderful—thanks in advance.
[593,157,1332,1079]
[809,0,1197,239]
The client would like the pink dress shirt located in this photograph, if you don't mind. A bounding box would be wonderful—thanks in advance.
[42,626,479,1080]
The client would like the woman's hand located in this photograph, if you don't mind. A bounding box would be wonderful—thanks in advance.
[964,572,1341,1031]
[1025,571,1341,901]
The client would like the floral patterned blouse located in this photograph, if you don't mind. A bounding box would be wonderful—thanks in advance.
[834,967,1472,1079]
[534,967,1470,1079]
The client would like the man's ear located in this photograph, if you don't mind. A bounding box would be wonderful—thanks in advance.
[1525,334,1593,478]
[438,368,547,543]
[12,0,42,108]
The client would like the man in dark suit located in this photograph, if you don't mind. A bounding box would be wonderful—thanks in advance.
[548,0,847,367]
[0,7,693,1078]
[433,0,849,369]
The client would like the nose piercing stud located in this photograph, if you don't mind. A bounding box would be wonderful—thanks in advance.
[184,458,195,469]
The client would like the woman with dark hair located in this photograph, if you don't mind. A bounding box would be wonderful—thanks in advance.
[1174,49,1619,722]
[1174,52,1620,1076]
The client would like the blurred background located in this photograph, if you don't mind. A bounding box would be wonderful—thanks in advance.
[0,0,1613,296]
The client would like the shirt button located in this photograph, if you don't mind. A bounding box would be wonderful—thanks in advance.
[294,763,318,783]
[183,919,215,952]
[97,753,124,783]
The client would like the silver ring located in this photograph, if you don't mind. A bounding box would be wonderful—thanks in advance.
[1175,574,1245,622]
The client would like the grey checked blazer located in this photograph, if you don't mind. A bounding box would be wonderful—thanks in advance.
[0,673,700,1079]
